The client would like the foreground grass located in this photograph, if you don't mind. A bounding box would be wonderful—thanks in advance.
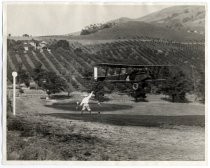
[7,116,113,160]
[7,96,205,161]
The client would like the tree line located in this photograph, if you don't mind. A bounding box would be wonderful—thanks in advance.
[80,22,116,35]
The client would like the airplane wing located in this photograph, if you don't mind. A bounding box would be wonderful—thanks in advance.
[84,63,174,82]
[96,63,172,68]
[102,79,166,83]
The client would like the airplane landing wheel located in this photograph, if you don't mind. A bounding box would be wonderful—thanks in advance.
[132,83,139,90]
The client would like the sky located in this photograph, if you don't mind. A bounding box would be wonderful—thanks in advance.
[5,3,171,36]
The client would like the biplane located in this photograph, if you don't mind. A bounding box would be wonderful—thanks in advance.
[93,63,172,101]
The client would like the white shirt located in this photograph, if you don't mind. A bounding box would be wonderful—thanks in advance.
[80,92,93,105]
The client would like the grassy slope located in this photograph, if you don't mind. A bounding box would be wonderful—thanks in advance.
[7,94,205,160]
[138,5,205,32]
[71,21,204,41]
[36,6,205,41]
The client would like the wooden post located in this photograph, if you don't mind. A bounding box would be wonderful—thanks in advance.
[94,67,98,81]
[12,72,17,116]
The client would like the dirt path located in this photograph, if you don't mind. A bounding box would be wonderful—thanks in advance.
[7,96,205,160]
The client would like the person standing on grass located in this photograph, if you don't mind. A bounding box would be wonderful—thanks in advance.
[80,91,94,115]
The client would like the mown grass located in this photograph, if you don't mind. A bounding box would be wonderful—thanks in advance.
[6,96,205,161]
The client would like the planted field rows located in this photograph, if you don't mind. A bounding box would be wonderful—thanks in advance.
[7,39,204,91]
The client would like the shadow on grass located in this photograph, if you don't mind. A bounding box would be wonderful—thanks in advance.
[100,96,112,102]
[45,102,133,112]
[161,97,192,103]
[43,113,205,128]
[50,94,72,100]
[131,99,149,103]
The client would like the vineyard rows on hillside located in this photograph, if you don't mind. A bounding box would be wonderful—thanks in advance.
[7,39,204,92]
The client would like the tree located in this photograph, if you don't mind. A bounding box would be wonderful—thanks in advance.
[32,63,46,87]
[81,68,105,101]
[22,34,29,37]
[74,48,83,55]
[64,73,73,97]
[92,81,105,102]
[82,69,93,79]
[195,71,205,103]
[42,72,68,96]
[32,64,68,95]
[17,64,30,87]
[163,70,192,102]
[80,22,115,35]
[50,40,70,50]
[7,40,24,52]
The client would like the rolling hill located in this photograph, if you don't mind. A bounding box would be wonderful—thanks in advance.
[138,5,205,32]
[66,5,205,42]
[71,21,204,42]
[6,5,205,98]
[28,6,205,43]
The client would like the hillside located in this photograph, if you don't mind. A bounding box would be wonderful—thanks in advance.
[108,17,133,24]
[71,21,203,42]
[65,5,205,42]
[7,39,205,94]
[138,5,205,33]
[27,6,205,42]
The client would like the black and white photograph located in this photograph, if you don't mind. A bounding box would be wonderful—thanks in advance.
[2,1,207,164]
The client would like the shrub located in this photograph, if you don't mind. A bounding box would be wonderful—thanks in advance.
[195,71,205,103]
[17,68,30,87]
[7,96,13,118]
[163,71,193,102]
[50,40,70,50]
